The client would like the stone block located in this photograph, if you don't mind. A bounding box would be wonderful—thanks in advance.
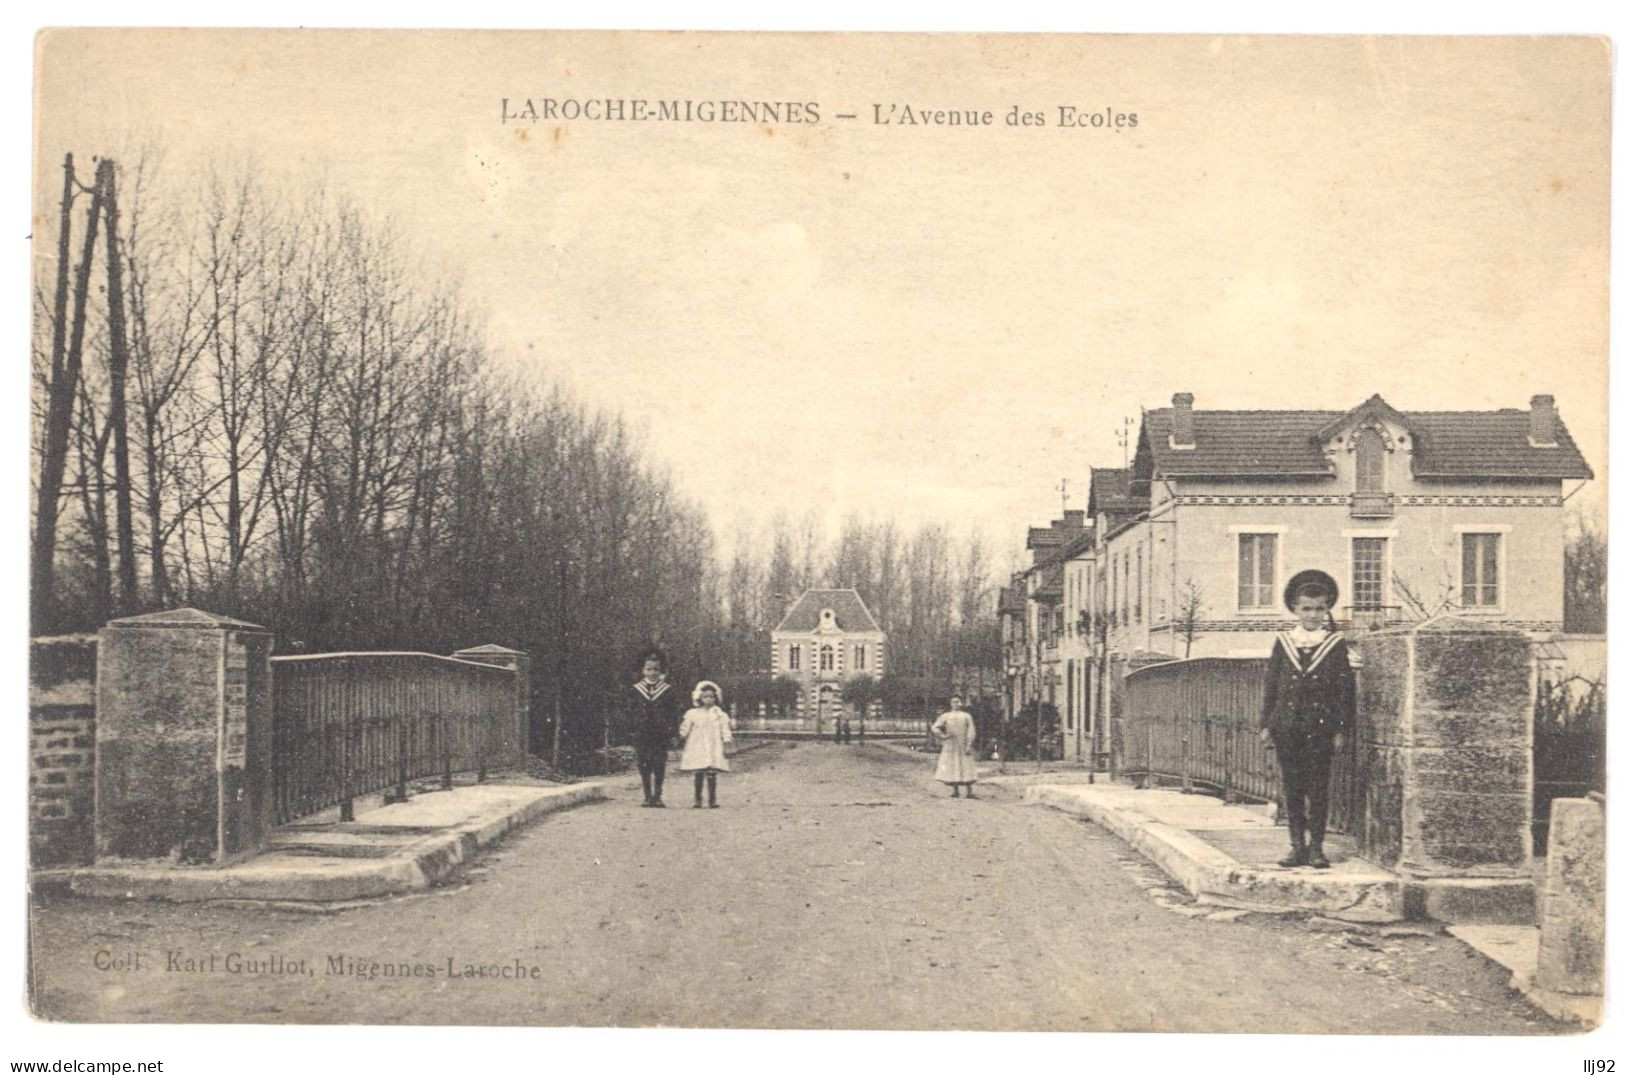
[95,609,273,865]
[29,636,98,698]
[1414,631,1531,713]
[1536,796,1605,996]
[1410,878,1537,924]
[1408,792,1528,872]
[1355,634,1410,742]
[1409,706,1530,750]
[1408,746,1528,795]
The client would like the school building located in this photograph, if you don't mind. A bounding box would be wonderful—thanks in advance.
[1002,392,1593,763]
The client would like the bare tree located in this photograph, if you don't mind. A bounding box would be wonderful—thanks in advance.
[1174,579,1205,658]
[1391,572,1459,621]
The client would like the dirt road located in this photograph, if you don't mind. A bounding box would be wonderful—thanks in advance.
[29,742,1560,1032]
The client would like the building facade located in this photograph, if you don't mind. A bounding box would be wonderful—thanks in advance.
[769,589,886,725]
[1115,393,1591,658]
[1012,393,1590,765]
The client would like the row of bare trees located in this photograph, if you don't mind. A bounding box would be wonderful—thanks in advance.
[707,514,1004,702]
[32,150,1007,753]
[31,153,729,759]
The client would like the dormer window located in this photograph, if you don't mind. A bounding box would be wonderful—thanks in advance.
[1354,428,1385,493]
[1350,426,1394,518]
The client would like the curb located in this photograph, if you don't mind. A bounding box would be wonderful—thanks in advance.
[40,783,605,904]
[1025,784,1407,923]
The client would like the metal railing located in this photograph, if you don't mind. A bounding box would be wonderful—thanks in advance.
[1116,656,1360,835]
[270,652,519,825]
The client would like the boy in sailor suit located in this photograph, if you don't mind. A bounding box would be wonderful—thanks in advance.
[1260,569,1355,869]
[629,647,684,807]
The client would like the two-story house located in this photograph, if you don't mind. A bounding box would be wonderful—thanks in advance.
[1106,392,1591,659]
[769,589,886,725]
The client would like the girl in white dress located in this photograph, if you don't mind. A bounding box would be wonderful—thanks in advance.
[931,695,979,798]
[679,680,733,808]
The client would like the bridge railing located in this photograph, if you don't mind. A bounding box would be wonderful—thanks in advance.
[1116,656,1359,835]
[732,715,935,739]
[270,652,518,825]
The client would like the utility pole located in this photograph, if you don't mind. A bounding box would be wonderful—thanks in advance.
[101,158,138,614]
[32,154,103,633]
[551,548,566,768]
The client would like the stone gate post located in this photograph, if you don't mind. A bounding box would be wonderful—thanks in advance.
[1357,617,1536,922]
[454,644,531,762]
[94,608,274,864]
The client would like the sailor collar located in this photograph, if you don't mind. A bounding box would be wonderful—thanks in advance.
[634,680,671,701]
[1276,631,1345,675]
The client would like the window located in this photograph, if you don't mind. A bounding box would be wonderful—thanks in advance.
[788,644,801,671]
[1352,538,1387,609]
[819,644,835,671]
[854,644,867,671]
[1135,546,1144,624]
[1237,533,1278,610]
[1461,533,1502,608]
[1109,555,1119,627]
[1354,428,1386,493]
[1118,554,1129,627]
[1065,662,1075,730]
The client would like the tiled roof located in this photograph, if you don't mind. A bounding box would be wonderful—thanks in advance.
[1034,564,1064,602]
[1088,467,1151,515]
[1026,526,1064,550]
[774,589,883,633]
[997,586,1027,615]
[1034,528,1094,569]
[1140,401,1591,481]
[1026,510,1089,550]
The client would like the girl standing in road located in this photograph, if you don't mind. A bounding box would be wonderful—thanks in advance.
[1260,569,1355,869]
[931,695,979,798]
[679,680,733,808]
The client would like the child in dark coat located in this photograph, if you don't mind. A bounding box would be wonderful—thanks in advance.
[1260,569,1355,869]
[628,647,684,808]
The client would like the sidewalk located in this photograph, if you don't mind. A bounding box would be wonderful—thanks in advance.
[35,777,604,905]
[1025,781,1407,923]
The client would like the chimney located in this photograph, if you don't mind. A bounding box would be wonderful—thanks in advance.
[1171,392,1195,448]
[1530,394,1557,447]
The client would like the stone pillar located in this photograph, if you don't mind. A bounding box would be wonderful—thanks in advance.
[1534,795,1605,998]
[453,645,531,762]
[1357,617,1535,921]
[95,609,274,865]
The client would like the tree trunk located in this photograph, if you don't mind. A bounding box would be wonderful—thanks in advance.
[31,154,101,632]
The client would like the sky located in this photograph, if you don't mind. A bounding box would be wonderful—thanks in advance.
[31,31,1610,567]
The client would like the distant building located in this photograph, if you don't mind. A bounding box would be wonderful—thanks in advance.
[770,589,886,725]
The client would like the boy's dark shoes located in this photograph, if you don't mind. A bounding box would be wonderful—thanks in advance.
[709,802,719,808]
[1278,849,1306,868]
[1306,848,1331,869]
[651,799,666,808]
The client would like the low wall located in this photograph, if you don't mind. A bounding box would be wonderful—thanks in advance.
[29,636,98,867]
